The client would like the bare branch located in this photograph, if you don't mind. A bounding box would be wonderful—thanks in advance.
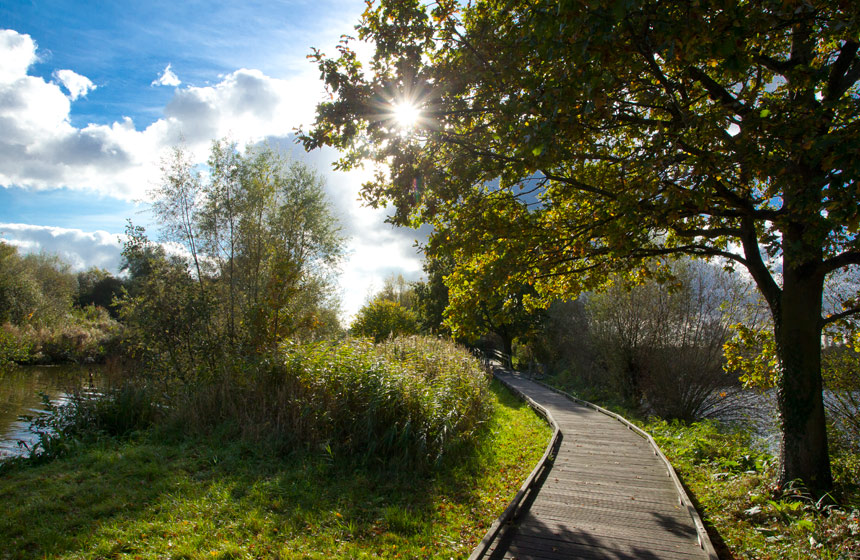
[822,307,860,327]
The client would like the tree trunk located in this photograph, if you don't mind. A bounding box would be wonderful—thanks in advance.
[498,331,514,368]
[774,260,833,494]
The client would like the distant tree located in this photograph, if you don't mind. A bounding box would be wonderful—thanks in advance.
[0,242,40,325]
[76,267,124,317]
[412,254,451,336]
[351,298,419,343]
[117,223,216,381]
[303,0,860,492]
[137,141,344,357]
[586,259,762,418]
[375,274,417,310]
[20,252,77,326]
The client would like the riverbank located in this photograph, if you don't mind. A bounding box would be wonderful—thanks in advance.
[0,379,550,559]
[1,305,122,367]
[0,364,105,460]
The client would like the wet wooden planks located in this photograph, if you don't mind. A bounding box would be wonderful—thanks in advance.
[479,371,713,560]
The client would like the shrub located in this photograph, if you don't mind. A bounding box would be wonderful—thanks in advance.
[18,306,122,364]
[16,384,160,462]
[170,336,492,467]
[0,324,30,366]
[276,336,491,464]
[351,299,419,342]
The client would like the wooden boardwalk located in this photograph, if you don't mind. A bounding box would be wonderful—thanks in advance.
[472,370,718,560]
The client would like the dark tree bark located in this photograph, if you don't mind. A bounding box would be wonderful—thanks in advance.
[774,235,832,493]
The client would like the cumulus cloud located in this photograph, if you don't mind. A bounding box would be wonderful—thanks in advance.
[0,223,124,272]
[152,63,181,87]
[53,69,96,100]
[0,29,321,201]
[0,28,425,321]
[0,29,37,82]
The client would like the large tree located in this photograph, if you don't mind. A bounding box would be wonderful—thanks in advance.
[302,0,860,492]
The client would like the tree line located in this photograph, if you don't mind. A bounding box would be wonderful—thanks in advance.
[0,243,123,365]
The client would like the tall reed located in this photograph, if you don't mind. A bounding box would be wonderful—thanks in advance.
[169,336,493,467]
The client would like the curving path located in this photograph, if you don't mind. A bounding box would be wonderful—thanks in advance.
[471,369,718,560]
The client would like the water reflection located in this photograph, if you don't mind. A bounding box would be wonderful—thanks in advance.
[0,365,103,460]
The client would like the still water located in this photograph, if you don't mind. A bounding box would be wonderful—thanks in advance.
[0,365,103,460]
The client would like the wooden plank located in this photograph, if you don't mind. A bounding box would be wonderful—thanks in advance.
[528,494,691,524]
[524,504,699,538]
[535,483,681,508]
[505,533,701,560]
[473,371,715,560]
[513,516,699,551]
[500,536,701,560]
[532,488,687,515]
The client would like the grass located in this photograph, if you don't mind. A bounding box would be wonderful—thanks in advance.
[0,378,551,559]
[643,419,860,560]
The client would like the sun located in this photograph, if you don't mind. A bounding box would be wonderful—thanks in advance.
[392,100,421,129]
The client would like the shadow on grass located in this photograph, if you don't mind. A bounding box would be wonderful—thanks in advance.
[0,379,544,559]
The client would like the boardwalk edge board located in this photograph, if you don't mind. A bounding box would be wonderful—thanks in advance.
[467,368,562,560]
[528,373,719,560]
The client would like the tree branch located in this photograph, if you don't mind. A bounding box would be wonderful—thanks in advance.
[822,307,860,327]
[739,216,782,315]
[826,40,859,101]
[687,67,752,117]
[753,53,798,76]
[540,169,618,199]
[822,250,860,274]
[673,226,743,239]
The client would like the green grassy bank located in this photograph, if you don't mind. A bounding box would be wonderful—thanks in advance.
[0,379,550,559]
[644,420,859,560]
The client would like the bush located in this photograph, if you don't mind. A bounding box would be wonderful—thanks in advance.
[351,299,419,342]
[18,306,122,364]
[171,336,492,467]
[0,324,31,366]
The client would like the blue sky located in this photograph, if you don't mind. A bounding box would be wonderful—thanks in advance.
[0,1,425,320]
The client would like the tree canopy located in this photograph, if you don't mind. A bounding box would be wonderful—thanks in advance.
[303,0,860,492]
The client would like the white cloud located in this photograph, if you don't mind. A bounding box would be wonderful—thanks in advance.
[339,227,424,322]
[0,29,38,83]
[53,69,96,100]
[0,223,124,272]
[152,63,181,87]
[0,29,323,201]
[0,28,424,322]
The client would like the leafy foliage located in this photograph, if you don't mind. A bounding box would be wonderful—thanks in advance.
[303,0,860,492]
[118,141,345,380]
[351,298,419,342]
[646,419,860,560]
[0,242,122,365]
[724,324,781,390]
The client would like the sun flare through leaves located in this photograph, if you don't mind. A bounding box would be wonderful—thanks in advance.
[392,100,421,130]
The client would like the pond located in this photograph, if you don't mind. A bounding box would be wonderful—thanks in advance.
[0,364,104,460]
